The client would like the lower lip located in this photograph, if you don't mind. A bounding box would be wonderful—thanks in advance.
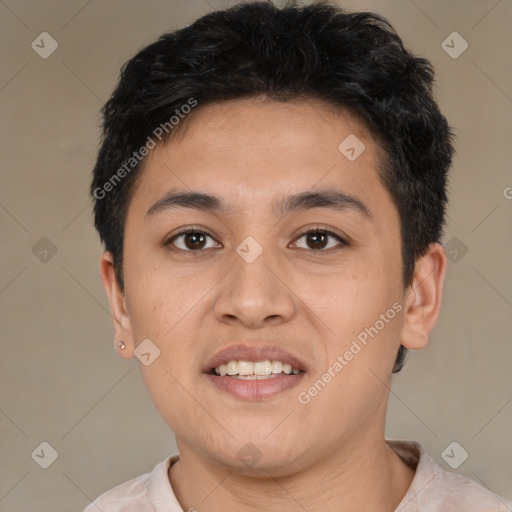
[204,372,305,400]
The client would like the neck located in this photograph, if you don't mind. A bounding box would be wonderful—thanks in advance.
[169,430,415,512]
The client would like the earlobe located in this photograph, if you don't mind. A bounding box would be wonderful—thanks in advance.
[400,243,447,351]
[99,251,135,359]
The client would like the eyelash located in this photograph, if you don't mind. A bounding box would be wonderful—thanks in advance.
[293,227,348,250]
[165,226,348,253]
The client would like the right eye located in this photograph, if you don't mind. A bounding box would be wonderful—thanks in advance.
[166,229,222,252]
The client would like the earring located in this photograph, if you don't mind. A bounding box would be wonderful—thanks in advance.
[117,341,126,350]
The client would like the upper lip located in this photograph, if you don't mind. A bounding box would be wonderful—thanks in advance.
[203,344,308,373]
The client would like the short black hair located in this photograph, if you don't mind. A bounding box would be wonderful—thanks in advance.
[91,0,454,373]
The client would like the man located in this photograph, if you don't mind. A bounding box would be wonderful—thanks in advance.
[87,1,507,510]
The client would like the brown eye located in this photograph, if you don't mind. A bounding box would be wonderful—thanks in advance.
[292,229,346,251]
[305,232,328,250]
[183,232,207,249]
[168,230,220,251]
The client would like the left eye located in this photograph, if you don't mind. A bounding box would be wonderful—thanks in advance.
[291,230,346,251]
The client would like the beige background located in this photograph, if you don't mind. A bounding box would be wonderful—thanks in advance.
[1,0,511,510]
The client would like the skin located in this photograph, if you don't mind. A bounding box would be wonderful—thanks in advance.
[100,96,447,511]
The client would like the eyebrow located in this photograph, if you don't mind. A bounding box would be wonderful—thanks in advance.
[145,188,372,220]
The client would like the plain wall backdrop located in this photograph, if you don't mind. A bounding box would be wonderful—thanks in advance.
[1,1,511,510]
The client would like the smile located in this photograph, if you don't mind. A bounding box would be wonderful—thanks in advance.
[211,359,302,378]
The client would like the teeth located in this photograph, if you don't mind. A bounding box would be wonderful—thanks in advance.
[271,360,283,373]
[231,374,281,380]
[254,360,272,376]
[226,361,238,376]
[238,361,254,376]
[214,359,302,377]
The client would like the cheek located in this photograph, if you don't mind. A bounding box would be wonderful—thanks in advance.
[126,276,206,429]
[312,262,399,332]
[125,257,202,340]
[302,302,403,434]
[307,256,404,387]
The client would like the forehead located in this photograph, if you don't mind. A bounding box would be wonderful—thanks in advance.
[128,96,393,221]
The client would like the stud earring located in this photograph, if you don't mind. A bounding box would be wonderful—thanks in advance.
[117,341,126,350]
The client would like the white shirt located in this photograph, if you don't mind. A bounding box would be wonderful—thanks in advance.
[84,440,508,511]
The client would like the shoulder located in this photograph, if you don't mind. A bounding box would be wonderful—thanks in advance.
[83,470,153,512]
[83,455,180,512]
[388,440,508,512]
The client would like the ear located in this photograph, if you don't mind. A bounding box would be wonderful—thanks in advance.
[99,251,135,359]
[400,242,447,351]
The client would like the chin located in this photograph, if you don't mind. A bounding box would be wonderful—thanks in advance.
[201,432,309,475]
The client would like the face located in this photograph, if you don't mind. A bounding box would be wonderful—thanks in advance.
[107,97,419,475]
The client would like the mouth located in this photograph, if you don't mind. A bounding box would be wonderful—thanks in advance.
[208,359,303,379]
[202,345,307,400]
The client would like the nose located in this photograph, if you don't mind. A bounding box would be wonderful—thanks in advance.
[213,246,296,329]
